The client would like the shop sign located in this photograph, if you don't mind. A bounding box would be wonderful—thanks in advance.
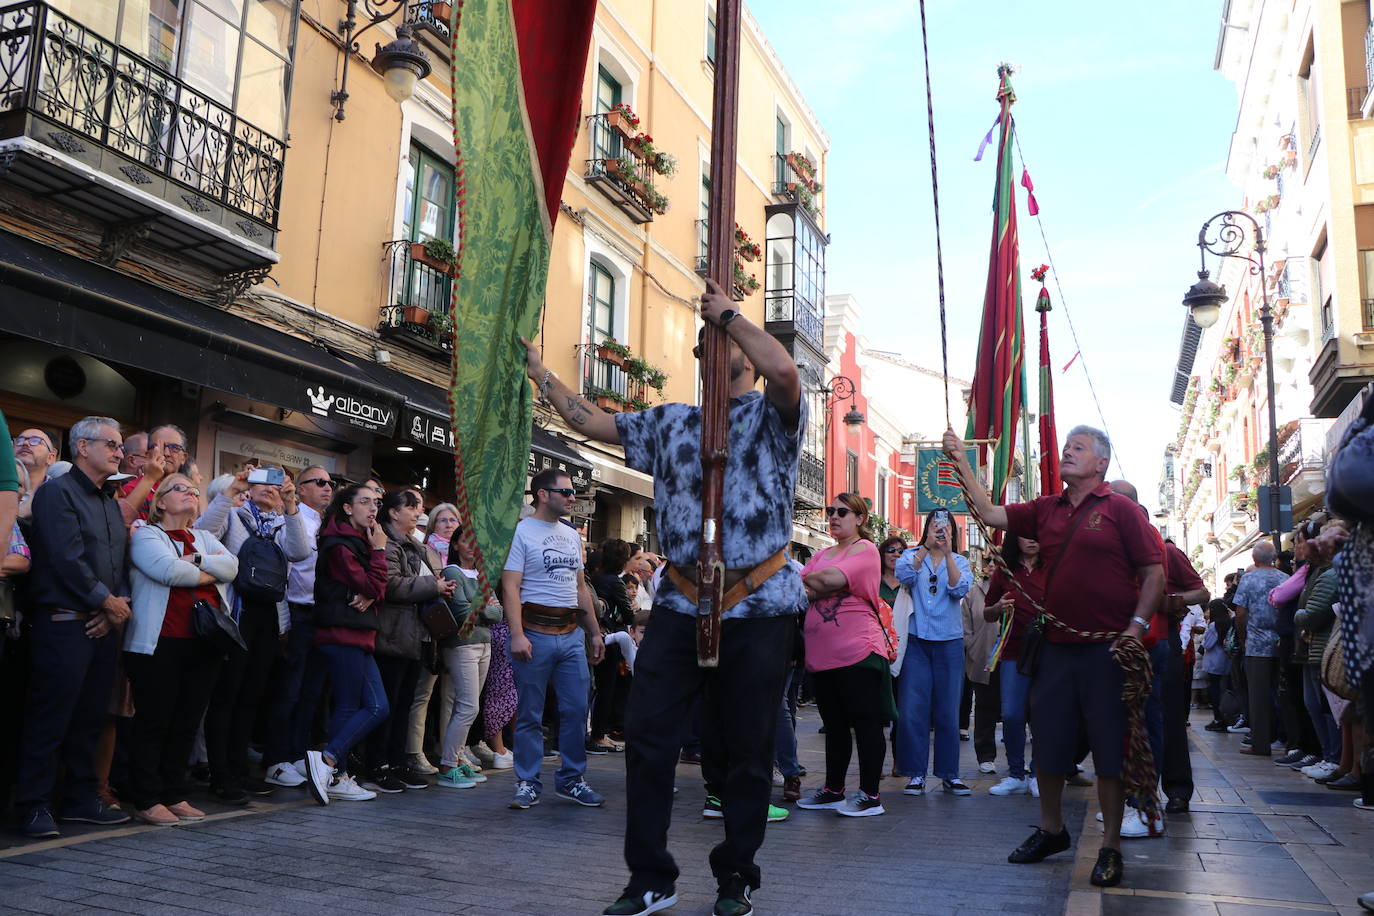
[915,447,977,513]
[214,430,340,478]
[304,384,396,434]
[403,409,455,450]
[527,450,591,491]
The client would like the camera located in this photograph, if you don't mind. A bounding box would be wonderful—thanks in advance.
[247,466,285,486]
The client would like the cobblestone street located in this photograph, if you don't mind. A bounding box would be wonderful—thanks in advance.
[1,707,1370,915]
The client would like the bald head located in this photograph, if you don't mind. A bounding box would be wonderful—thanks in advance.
[1109,479,1138,503]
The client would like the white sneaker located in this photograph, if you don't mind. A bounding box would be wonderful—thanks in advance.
[978,761,997,775]
[265,762,305,787]
[292,758,309,780]
[467,742,496,768]
[1303,761,1338,780]
[1118,808,1149,838]
[328,773,377,801]
[407,754,439,776]
[772,769,785,787]
[1029,776,1039,798]
[303,750,333,806]
[988,776,1029,796]
[490,751,514,770]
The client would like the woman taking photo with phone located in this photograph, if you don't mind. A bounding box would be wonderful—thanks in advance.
[794,493,893,817]
[126,475,237,825]
[303,483,390,804]
[894,508,973,797]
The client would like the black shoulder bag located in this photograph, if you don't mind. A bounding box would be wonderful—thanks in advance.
[1016,495,1102,677]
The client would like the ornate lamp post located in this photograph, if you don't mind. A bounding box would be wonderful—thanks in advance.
[1182,211,1283,553]
[821,375,865,431]
[331,0,434,121]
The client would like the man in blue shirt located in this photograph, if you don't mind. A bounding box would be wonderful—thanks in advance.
[523,278,803,916]
[1231,542,1288,756]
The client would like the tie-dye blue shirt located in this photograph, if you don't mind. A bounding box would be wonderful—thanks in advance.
[615,390,807,620]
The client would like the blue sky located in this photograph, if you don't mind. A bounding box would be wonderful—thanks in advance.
[748,0,1242,507]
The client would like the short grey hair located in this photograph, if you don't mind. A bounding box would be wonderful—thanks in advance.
[1252,541,1277,565]
[70,416,119,447]
[208,473,237,502]
[425,502,461,539]
[1067,425,1111,461]
[149,424,187,446]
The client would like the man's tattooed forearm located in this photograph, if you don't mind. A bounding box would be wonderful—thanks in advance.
[565,394,593,427]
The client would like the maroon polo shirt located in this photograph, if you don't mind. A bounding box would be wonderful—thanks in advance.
[1003,482,1163,643]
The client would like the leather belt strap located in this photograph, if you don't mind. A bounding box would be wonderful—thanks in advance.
[521,603,579,635]
[666,549,789,614]
[48,609,95,622]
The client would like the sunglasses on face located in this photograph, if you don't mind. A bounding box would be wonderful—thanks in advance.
[13,436,48,448]
[824,506,851,518]
[544,487,577,498]
[882,546,904,555]
[167,484,201,497]
[299,478,333,488]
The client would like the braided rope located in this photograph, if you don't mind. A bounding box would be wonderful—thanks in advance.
[951,458,1160,826]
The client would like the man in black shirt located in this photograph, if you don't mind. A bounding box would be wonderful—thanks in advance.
[15,416,132,837]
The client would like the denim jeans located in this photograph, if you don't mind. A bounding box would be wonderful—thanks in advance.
[999,664,1033,779]
[773,666,801,778]
[264,603,315,767]
[319,645,389,768]
[895,637,963,780]
[1302,664,1340,763]
[509,629,590,791]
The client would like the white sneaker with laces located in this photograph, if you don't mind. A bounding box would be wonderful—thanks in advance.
[988,776,1029,796]
[978,761,997,775]
[467,742,497,768]
[265,762,305,787]
[328,773,377,801]
[292,758,309,779]
[1303,761,1338,779]
[490,751,514,770]
[407,753,439,776]
[1118,807,1149,838]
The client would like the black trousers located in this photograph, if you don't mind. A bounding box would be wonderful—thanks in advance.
[812,663,888,797]
[624,609,793,895]
[959,671,1000,764]
[1277,637,1318,754]
[205,599,278,789]
[1162,630,1194,801]
[124,638,222,811]
[14,614,119,813]
[366,654,420,772]
[590,642,626,742]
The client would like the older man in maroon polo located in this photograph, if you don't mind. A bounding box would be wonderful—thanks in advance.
[943,424,1163,888]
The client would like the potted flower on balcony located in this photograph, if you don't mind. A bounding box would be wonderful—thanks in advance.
[653,151,678,177]
[738,239,762,261]
[596,337,631,368]
[411,237,458,276]
[402,304,432,327]
[429,310,455,340]
[645,187,669,215]
[606,102,640,138]
[430,0,453,20]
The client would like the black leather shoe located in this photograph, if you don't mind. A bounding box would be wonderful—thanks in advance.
[1165,796,1189,813]
[1090,847,1124,887]
[1008,826,1071,863]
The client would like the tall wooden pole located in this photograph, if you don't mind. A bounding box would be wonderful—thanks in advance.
[696,0,741,667]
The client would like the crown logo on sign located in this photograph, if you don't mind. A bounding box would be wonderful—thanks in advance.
[306,386,335,415]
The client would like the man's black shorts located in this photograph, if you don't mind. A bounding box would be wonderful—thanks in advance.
[1029,641,1126,778]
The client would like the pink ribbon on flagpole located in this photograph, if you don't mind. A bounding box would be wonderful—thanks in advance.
[1020,168,1039,216]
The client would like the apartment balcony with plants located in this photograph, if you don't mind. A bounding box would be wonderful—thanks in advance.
[0,0,298,272]
[583,104,675,225]
[377,237,457,358]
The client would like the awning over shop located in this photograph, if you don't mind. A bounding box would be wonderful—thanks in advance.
[581,447,655,500]
[0,230,400,435]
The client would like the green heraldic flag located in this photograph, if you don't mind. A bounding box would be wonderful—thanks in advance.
[447,0,597,608]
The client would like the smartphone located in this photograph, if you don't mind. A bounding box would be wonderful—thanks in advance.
[247,466,285,486]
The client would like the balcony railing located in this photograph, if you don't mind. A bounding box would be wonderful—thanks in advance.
[694,218,709,274]
[407,0,451,43]
[771,153,820,218]
[584,113,655,224]
[377,239,454,356]
[796,449,825,508]
[582,345,650,411]
[1306,123,1322,162]
[1257,418,1327,486]
[1366,20,1374,97]
[0,2,286,229]
[1364,298,1374,330]
[1348,86,1370,120]
[765,293,824,350]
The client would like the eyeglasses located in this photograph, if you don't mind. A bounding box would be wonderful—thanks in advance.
[167,484,201,496]
[80,438,124,453]
[13,435,49,448]
[544,487,577,498]
[882,546,904,555]
[299,478,334,489]
[824,506,851,518]
[159,443,186,454]
[353,497,376,507]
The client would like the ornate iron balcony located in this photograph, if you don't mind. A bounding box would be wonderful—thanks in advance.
[796,449,825,508]
[378,239,455,357]
[407,0,451,43]
[0,2,285,231]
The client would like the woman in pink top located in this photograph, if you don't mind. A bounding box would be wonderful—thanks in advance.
[794,492,894,818]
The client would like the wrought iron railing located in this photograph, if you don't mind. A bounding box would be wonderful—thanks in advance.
[695,218,710,274]
[1366,20,1374,99]
[377,239,454,353]
[1348,86,1370,119]
[797,449,825,506]
[0,2,286,229]
[582,346,650,410]
[1277,259,1306,303]
[407,0,451,42]
[765,292,824,349]
[1257,418,1326,486]
[1364,297,1374,330]
[584,112,655,222]
[1306,123,1322,162]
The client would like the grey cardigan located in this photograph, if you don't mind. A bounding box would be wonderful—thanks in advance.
[195,494,311,633]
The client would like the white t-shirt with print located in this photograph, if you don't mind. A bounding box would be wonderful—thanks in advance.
[503,517,582,608]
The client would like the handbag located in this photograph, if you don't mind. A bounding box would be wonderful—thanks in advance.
[1321,607,1358,700]
[420,598,459,641]
[193,598,247,653]
[869,597,899,663]
[1014,494,1103,677]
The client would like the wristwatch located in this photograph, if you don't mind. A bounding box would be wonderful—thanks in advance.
[718,308,739,327]
[191,553,202,566]
[1130,615,1150,629]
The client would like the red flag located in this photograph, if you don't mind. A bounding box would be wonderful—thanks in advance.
[966,66,1027,503]
[1035,279,1061,496]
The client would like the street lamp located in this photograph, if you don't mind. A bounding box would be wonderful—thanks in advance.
[331,1,433,121]
[1183,210,1283,553]
[821,375,865,431]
